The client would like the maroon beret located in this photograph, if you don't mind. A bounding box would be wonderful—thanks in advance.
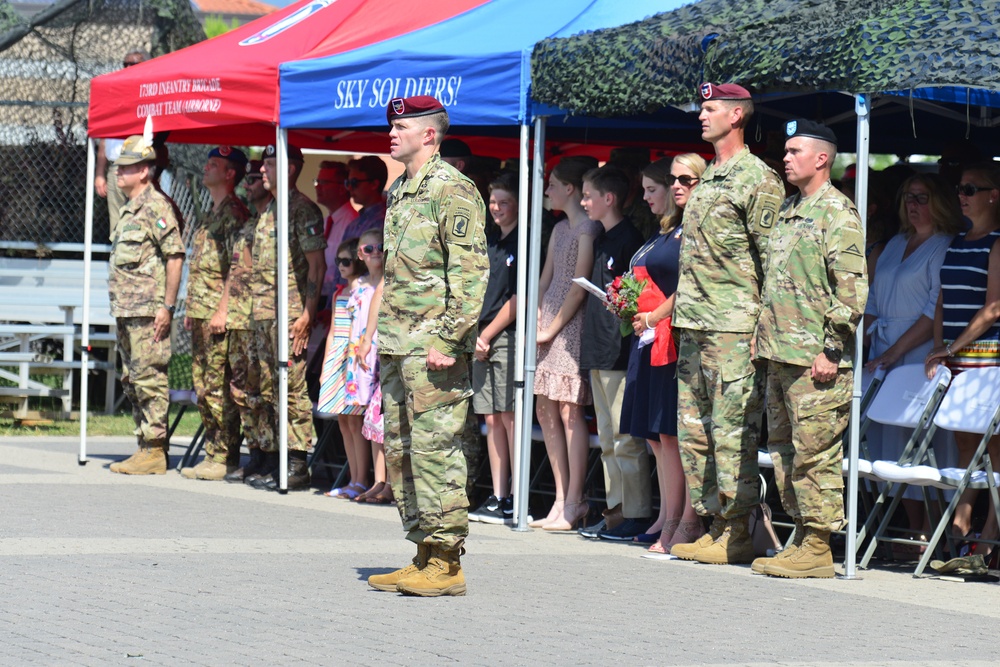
[386,95,446,123]
[699,82,752,101]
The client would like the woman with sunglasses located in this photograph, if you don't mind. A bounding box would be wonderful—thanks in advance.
[926,163,1000,551]
[620,154,707,557]
[863,173,962,546]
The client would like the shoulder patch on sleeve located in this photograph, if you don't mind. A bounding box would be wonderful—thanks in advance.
[756,193,782,229]
[451,208,471,238]
[843,242,863,257]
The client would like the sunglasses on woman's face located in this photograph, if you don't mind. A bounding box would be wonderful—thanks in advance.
[337,257,354,267]
[957,183,993,197]
[667,175,699,187]
[361,243,384,255]
[903,192,929,205]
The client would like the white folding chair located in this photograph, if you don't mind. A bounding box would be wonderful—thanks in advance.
[912,366,1000,577]
[858,364,952,565]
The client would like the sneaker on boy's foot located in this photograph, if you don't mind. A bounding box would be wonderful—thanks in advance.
[502,496,514,521]
[470,495,506,525]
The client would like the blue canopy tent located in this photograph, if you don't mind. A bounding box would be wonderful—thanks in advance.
[279,0,697,528]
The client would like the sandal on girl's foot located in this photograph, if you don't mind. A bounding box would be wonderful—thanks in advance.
[528,501,563,529]
[354,482,384,503]
[325,482,368,499]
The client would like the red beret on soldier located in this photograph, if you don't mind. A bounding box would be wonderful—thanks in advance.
[699,82,752,101]
[386,95,446,123]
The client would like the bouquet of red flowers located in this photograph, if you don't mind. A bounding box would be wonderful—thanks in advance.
[605,272,647,336]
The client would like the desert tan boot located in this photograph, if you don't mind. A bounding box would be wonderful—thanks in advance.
[368,544,431,592]
[764,529,835,579]
[180,459,227,480]
[111,447,166,475]
[751,518,804,574]
[109,450,141,474]
[396,547,466,597]
[693,515,755,565]
[671,516,723,561]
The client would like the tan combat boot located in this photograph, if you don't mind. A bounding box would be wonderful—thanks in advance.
[368,544,431,592]
[671,516,723,561]
[752,518,804,574]
[763,529,835,578]
[693,514,755,565]
[111,446,167,475]
[180,458,227,480]
[109,449,141,474]
[396,546,467,597]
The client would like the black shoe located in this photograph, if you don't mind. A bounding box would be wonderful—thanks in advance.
[578,518,606,539]
[225,448,263,483]
[245,451,278,488]
[502,496,514,522]
[263,455,311,491]
[598,517,652,542]
[470,495,506,524]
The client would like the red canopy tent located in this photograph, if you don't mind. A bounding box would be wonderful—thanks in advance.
[87,0,490,144]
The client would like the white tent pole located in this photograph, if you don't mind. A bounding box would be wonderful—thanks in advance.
[277,127,290,493]
[511,120,530,531]
[79,137,96,465]
[516,115,546,529]
[844,92,871,579]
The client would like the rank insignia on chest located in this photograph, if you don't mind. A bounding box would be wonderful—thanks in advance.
[155,218,167,230]
[452,214,469,238]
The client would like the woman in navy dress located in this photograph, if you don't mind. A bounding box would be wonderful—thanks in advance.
[620,154,706,557]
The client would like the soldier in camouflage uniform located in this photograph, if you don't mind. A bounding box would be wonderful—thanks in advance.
[246,145,326,491]
[670,83,786,565]
[180,147,250,481]
[367,96,488,597]
[107,134,185,475]
[225,161,273,483]
[751,120,867,579]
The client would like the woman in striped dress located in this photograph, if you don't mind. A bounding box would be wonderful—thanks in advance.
[925,163,1000,546]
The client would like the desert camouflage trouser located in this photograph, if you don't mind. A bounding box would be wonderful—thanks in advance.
[117,316,170,447]
[677,328,763,519]
[765,360,851,532]
[381,353,472,550]
[229,327,265,451]
[254,319,313,452]
[190,319,240,462]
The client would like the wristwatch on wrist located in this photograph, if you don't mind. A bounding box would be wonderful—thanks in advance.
[823,347,843,363]
[163,304,176,316]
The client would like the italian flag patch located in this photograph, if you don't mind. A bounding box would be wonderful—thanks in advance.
[156,218,167,230]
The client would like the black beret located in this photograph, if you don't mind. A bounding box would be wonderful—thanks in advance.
[785,119,838,147]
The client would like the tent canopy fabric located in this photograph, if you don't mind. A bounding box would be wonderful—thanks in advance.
[530,0,1000,119]
[278,0,691,132]
[87,0,489,144]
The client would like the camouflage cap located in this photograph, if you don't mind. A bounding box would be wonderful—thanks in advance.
[262,144,304,162]
[785,119,838,148]
[114,135,156,166]
[699,82,752,101]
[386,95,446,123]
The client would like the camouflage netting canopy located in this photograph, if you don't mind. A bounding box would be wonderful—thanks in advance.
[530,0,1000,118]
[0,0,204,247]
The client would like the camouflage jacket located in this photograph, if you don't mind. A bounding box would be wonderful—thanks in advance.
[109,184,185,318]
[755,181,868,368]
[226,219,255,331]
[250,191,326,321]
[673,146,784,333]
[379,153,489,357]
[185,192,250,319]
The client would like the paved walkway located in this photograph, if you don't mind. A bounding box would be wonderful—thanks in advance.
[1,436,996,666]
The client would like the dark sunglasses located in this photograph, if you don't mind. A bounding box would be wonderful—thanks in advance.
[123,61,142,68]
[957,183,993,197]
[667,174,699,187]
[336,257,355,267]
[903,192,930,205]
[344,177,374,188]
[361,243,384,255]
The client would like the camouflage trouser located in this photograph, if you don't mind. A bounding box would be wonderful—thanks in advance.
[765,360,852,532]
[676,328,763,519]
[116,316,170,447]
[190,319,240,462]
[255,319,313,452]
[381,353,471,550]
[229,327,265,451]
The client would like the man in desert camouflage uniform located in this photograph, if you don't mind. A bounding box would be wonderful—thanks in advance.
[751,119,867,579]
[670,83,786,565]
[107,134,185,475]
[367,96,488,597]
[225,161,273,483]
[180,146,250,481]
[246,145,326,491]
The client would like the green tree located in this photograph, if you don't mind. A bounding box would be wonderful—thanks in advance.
[203,14,241,39]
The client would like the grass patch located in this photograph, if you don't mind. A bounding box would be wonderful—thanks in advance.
[0,408,203,437]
